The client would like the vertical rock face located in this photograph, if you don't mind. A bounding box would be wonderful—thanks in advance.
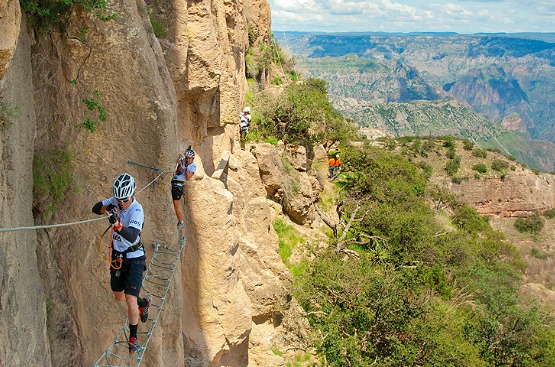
[451,171,555,217]
[1,1,288,367]
[0,12,51,367]
[150,0,252,171]
[23,2,179,365]
[0,0,20,80]
[183,177,253,366]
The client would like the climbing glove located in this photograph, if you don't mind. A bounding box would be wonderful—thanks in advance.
[108,209,118,224]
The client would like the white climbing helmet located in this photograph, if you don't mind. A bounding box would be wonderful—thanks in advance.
[112,173,136,200]
[243,107,251,113]
[185,148,196,158]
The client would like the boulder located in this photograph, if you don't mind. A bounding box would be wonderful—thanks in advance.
[224,150,291,316]
[250,143,285,201]
[240,197,292,314]
[283,171,321,225]
[285,145,307,171]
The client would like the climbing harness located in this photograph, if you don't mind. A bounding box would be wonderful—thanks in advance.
[97,224,120,268]
[98,222,146,271]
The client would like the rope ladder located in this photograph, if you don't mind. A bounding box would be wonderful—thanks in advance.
[92,236,186,367]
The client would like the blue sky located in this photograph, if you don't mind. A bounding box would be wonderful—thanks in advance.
[267,0,555,34]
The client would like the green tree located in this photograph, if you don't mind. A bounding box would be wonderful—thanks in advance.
[445,156,461,176]
[21,0,115,30]
[254,78,357,149]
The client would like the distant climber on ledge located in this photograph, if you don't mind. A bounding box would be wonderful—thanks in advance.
[334,153,342,177]
[328,154,336,179]
[239,106,251,147]
[172,146,197,230]
[91,173,150,354]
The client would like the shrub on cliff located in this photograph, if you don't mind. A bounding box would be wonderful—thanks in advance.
[445,156,461,176]
[472,163,488,173]
[33,149,76,218]
[514,211,545,234]
[21,0,116,31]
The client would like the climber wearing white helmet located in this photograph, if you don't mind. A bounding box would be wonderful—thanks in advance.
[91,173,150,354]
[239,107,251,145]
[172,146,197,229]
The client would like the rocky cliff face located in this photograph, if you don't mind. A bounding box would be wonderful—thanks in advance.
[450,171,555,217]
[0,1,304,366]
[1,3,48,366]
[420,142,555,218]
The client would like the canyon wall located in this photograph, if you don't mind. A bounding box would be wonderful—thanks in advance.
[0,0,296,366]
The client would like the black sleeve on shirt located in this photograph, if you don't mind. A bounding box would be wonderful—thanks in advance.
[116,226,141,243]
[92,202,115,215]
[92,202,103,215]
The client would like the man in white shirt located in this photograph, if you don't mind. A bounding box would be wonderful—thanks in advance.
[92,173,150,354]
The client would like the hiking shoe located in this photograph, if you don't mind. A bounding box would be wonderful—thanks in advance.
[128,337,140,354]
[139,296,151,323]
[177,221,184,229]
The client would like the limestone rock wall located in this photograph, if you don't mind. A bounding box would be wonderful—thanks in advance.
[450,171,555,217]
[183,177,253,366]
[0,0,288,366]
[148,0,253,172]
[0,10,51,367]
[0,0,20,80]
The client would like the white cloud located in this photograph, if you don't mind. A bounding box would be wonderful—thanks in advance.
[271,0,320,13]
[498,16,516,25]
[267,0,555,33]
[434,3,473,16]
[477,9,492,20]
[381,0,418,16]
[272,9,324,22]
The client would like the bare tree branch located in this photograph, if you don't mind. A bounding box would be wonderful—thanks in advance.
[339,248,360,258]
[314,202,337,238]
[336,203,361,252]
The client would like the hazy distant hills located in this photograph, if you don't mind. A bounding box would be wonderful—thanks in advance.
[275,32,555,171]
[331,97,498,141]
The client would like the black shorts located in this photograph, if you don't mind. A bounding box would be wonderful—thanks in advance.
[110,255,146,297]
[172,185,184,200]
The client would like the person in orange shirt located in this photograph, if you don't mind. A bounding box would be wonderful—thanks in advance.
[335,154,342,176]
[328,155,336,178]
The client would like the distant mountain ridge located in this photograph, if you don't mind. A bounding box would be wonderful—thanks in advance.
[275,31,555,170]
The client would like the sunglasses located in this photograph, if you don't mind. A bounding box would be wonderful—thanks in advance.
[117,198,130,203]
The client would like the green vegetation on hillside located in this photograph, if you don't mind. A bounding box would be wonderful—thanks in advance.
[277,33,555,172]
[21,0,117,30]
[292,144,555,366]
[245,30,298,87]
[252,36,555,366]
